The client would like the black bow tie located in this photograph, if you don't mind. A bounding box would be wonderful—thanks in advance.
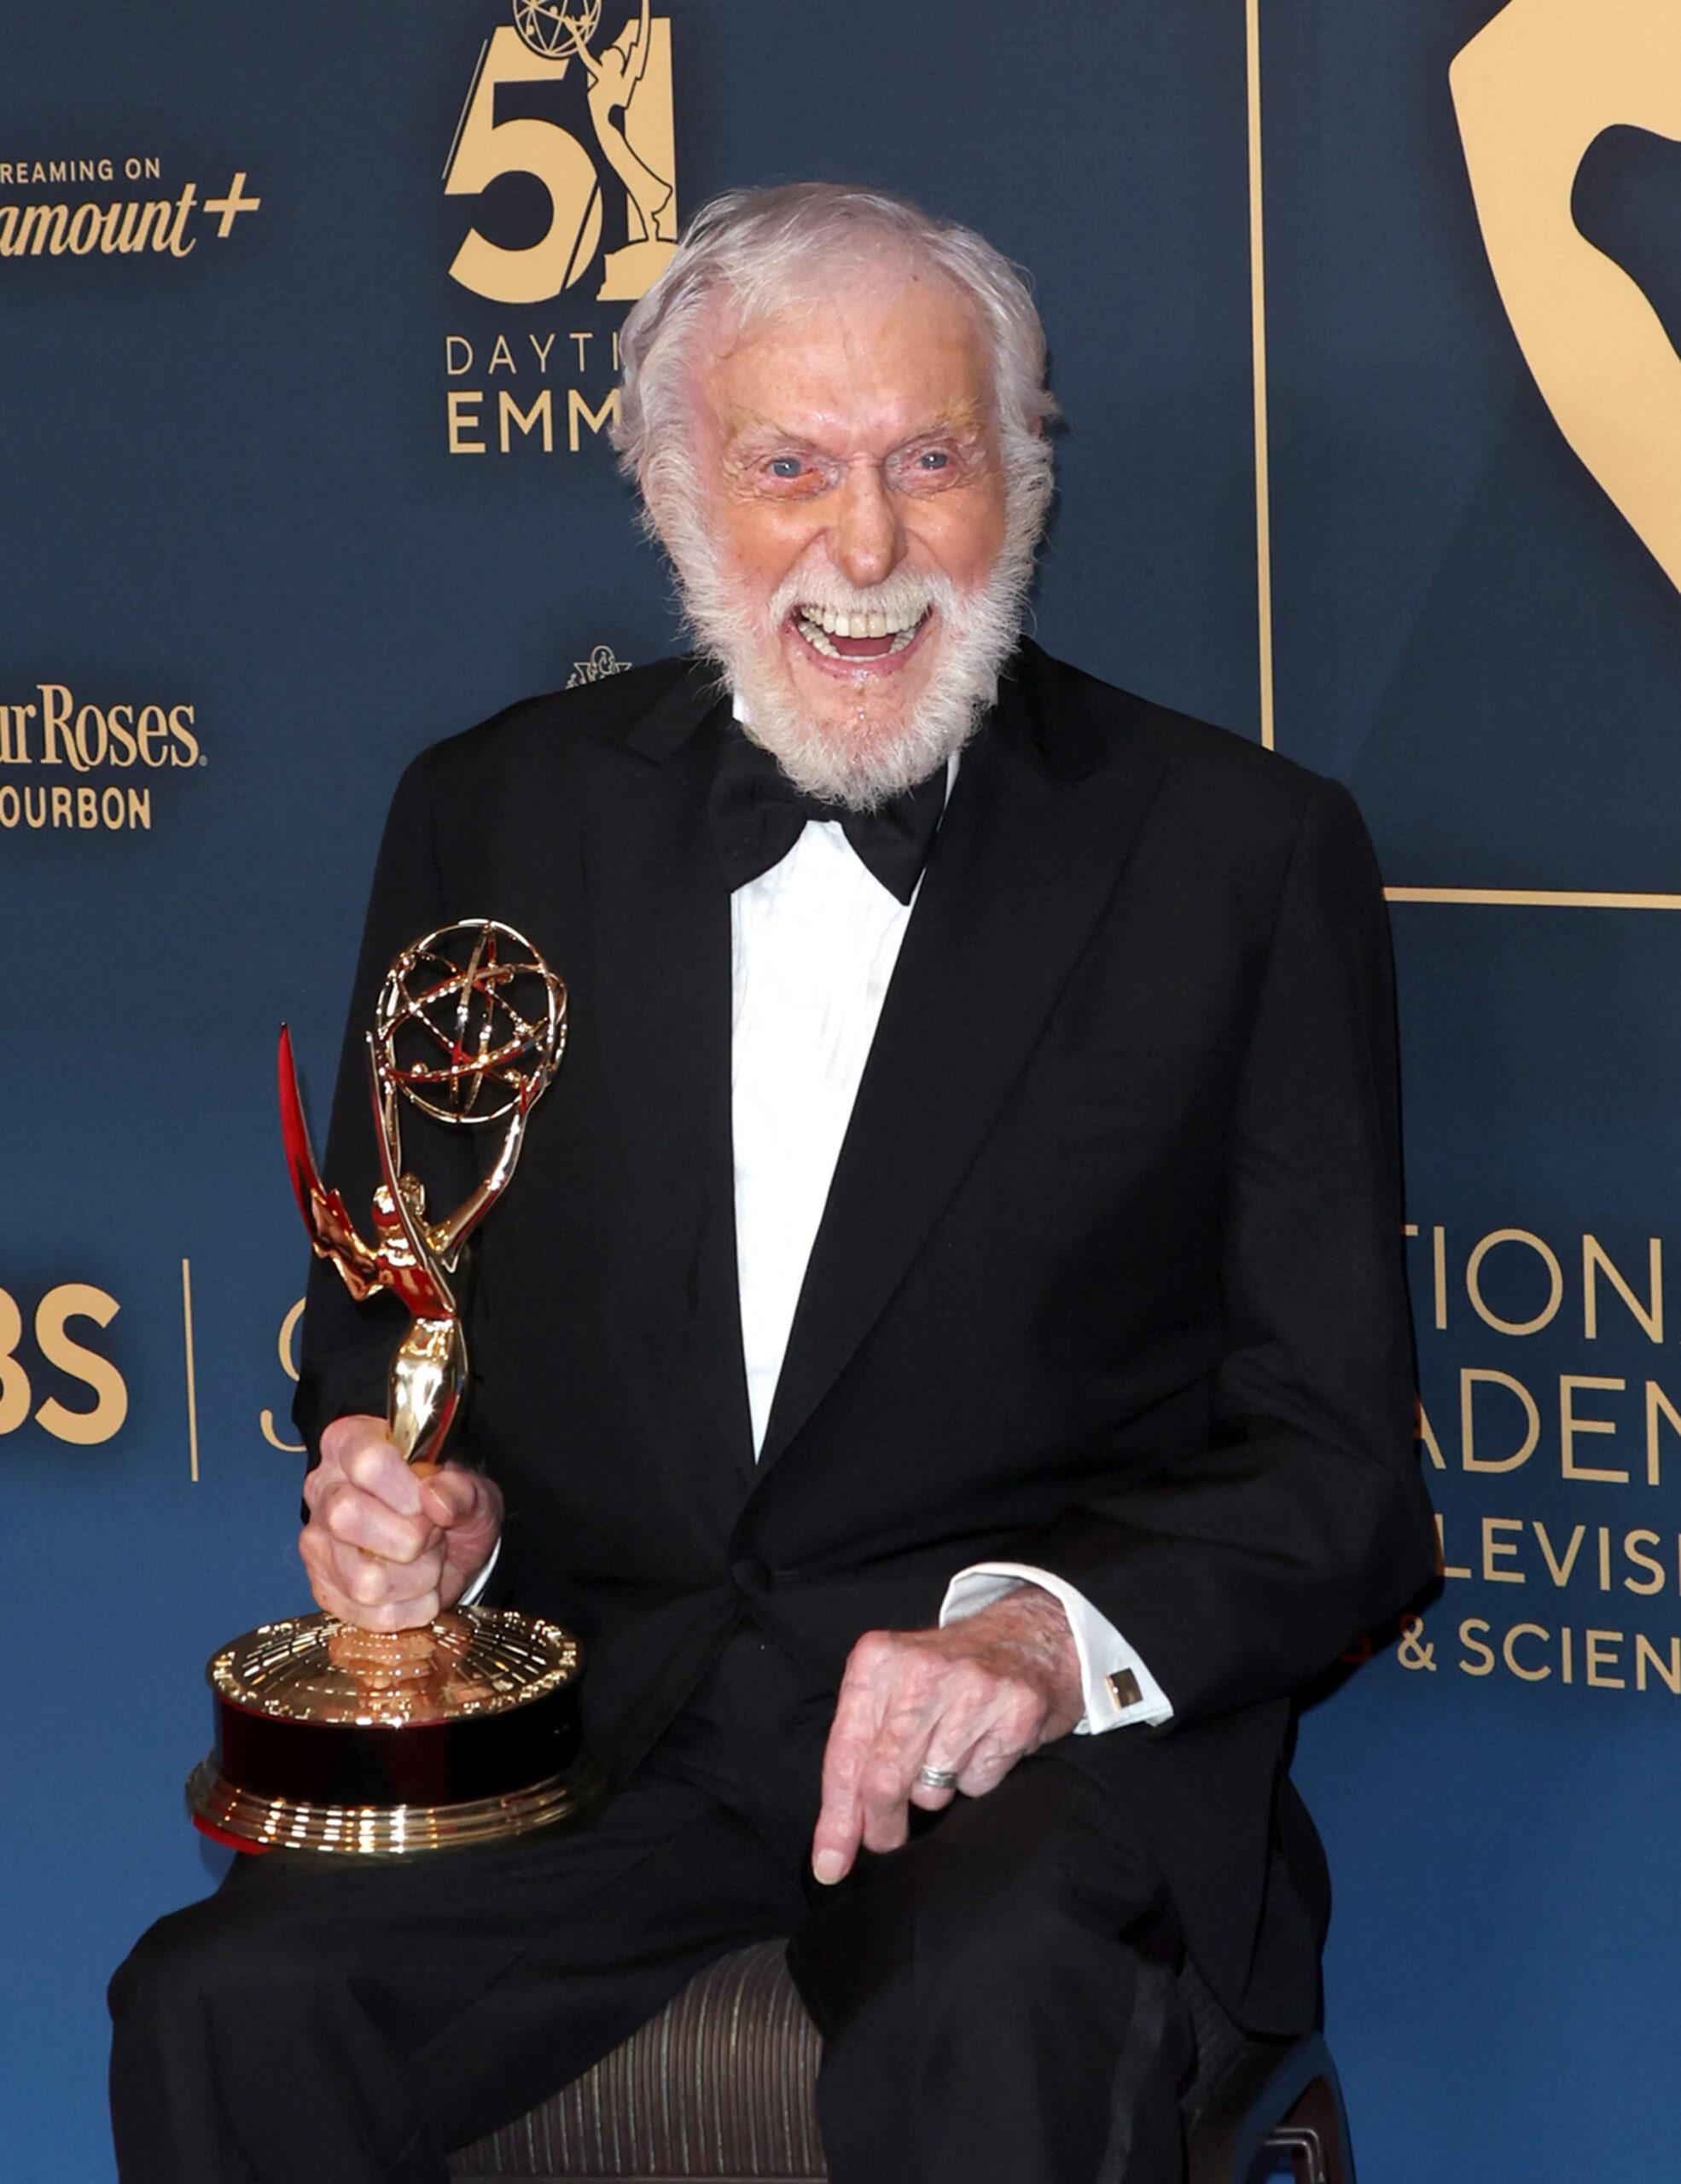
[707,729,948,904]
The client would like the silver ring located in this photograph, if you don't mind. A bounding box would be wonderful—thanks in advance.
[918,1766,959,1791]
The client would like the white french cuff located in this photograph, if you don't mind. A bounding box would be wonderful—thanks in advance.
[938,1562,1173,1734]
[456,1537,501,1609]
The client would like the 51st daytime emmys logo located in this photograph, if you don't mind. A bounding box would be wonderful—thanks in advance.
[0,683,204,838]
[440,0,676,460]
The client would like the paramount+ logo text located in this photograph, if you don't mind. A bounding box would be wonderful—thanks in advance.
[0,681,203,836]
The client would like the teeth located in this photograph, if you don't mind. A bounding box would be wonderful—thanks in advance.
[794,602,930,656]
[799,602,928,636]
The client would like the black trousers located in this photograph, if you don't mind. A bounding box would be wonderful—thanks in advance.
[109,1635,1190,2184]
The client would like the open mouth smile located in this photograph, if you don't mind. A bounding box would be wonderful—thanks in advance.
[788,602,934,665]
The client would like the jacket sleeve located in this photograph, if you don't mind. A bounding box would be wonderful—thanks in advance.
[999,777,1437,1723]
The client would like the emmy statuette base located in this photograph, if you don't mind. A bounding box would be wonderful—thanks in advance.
[185,1757,595,1856]
[187,1604,593,1856]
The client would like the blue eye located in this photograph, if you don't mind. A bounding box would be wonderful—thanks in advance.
[768,456,805,479]
[917,450,951,471]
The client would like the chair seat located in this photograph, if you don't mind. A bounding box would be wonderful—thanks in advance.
[451,1942,823,2181]
[448,1940,1352,2184]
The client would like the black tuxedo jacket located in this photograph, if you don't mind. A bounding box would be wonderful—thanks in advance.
[296,641,1436,2029]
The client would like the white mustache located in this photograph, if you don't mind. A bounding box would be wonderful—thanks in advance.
[766,571,952,629]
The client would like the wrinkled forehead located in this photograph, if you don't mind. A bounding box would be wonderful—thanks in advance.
[693,243,994,412]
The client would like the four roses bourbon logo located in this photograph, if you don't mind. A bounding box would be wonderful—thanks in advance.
[445,0,677,306]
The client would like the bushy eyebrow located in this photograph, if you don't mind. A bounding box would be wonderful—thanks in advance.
[718,418,828,468]
[910,398,991,439]
[720,402,992,466]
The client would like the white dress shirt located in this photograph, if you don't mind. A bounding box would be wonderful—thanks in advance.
[727,777,1170,1734]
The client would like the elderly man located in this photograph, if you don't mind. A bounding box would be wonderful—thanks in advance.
[110,184,1435,2184]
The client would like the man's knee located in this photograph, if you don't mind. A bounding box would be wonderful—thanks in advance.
[112,1898,229,2032]
[793,1763,1169,2037]
[110,1881,346,2049]
[800,1879,1127,2044]
[790,1781,1192,2184]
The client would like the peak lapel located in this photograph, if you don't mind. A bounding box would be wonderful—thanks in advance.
[755,652,1167,1472]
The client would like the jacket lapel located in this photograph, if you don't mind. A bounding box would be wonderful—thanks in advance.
[575,665,759,1478]
[755,647,1168,1471]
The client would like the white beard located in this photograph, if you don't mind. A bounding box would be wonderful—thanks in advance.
[666,519,1037,813]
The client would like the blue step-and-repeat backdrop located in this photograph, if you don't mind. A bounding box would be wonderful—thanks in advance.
[6,4,1678,2176]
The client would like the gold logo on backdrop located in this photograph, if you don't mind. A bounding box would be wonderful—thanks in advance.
[259,1297,306,1453]
[0,164,259,261]
[1387,1212,1681,1702]
[0,680,203,836]
[1452,0,1681,595]
[0,1283,126,1445]
[445,0,676,306]
[515,0,600,60]
[565,643,632,686]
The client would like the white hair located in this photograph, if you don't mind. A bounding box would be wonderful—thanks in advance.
[613,182,1057,553]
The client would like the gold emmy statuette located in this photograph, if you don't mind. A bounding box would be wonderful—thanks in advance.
[186,920,592,1855]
